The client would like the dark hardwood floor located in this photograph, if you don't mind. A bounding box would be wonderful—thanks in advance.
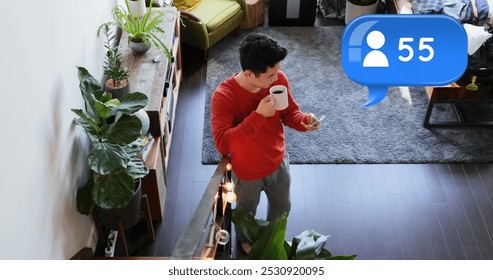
[135,9,493,260]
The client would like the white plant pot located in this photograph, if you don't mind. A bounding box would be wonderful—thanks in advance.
[128,0,147,17]
[345,1,379,25]
[133,109,150,135]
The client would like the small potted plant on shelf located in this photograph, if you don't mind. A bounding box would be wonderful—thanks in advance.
[72,66,150,230]
[345,0,379,25]
[103,0,171,58]
[98,23,129,99]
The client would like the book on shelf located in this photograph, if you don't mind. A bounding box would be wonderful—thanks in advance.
[137,133,155,162]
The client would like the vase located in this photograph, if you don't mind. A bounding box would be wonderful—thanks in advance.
[130,40,151,55]
[133,108,150,136]
[95,180,142,230]
[345,1,378,25]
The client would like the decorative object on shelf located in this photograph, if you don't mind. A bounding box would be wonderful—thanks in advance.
[72,66,150,229]
[137,133,155,162]
[103,0,172,57]
[98,23,129,99]
[466,75,479,91]
[231,207,358,260]
[345,0,378,25]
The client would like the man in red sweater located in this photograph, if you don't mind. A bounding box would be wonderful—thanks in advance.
[211,33,321,253]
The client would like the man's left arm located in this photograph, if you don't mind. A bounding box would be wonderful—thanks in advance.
[281,100,319,132]
[276,70,319,131]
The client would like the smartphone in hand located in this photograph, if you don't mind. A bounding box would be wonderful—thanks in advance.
[310,115,326,126]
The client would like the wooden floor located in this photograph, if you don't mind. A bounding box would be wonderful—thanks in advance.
[136,11,493,260]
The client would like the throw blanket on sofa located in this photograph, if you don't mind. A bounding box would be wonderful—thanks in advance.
[412,0,490,23]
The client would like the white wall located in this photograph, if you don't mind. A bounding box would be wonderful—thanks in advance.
[0,0,120,259]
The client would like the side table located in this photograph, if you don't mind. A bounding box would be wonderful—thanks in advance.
[240,0,265,29]
[424,83,493,127]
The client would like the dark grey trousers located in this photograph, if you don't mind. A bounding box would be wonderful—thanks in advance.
[233,154,291,243]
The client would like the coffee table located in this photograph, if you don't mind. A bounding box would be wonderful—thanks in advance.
[424,83,493,127]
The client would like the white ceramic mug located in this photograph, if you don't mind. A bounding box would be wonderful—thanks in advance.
[269,85,289,110]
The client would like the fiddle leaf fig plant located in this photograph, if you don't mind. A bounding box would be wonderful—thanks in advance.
[72,66,149,214]
[232,207,357,260]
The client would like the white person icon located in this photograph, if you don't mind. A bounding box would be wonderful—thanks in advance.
[363,30,389,67]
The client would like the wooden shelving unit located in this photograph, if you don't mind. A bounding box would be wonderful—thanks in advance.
[119,6,182,221]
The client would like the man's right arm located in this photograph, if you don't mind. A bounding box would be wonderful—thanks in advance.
[211,93,267,156]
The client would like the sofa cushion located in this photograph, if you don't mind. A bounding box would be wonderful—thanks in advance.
[192,0,241,31]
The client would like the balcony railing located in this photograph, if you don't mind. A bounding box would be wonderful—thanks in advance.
[170,155,234,259]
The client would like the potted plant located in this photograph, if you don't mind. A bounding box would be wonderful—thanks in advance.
[98,23,129,99]
[103,0,172,57]
[72,66,150,230]
[232,207,357,260]
[345,0,379,25]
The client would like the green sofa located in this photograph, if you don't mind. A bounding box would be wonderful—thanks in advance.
[177,0,247,59]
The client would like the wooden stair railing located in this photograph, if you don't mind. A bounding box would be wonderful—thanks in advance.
[171,155,233,259]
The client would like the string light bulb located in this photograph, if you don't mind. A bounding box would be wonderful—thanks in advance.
[225,192,237,203]
[224,182,234,192]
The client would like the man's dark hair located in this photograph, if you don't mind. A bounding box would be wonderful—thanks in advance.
[239,33,288,77]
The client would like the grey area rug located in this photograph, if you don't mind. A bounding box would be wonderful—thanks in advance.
[202,26,493,164]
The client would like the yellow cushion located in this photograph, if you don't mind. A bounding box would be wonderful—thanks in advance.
[173,0,201,11]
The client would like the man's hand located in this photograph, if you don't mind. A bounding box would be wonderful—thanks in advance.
[302,113,321,131]
[256,95,276,117]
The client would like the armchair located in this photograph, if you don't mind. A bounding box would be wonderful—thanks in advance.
[174,0,247,59]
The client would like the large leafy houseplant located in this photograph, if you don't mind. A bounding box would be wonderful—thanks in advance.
[72,66,150,215]
[232,207,357,260]
[103,0,171,58]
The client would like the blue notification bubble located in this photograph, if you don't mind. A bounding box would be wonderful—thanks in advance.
[341,15,468,106]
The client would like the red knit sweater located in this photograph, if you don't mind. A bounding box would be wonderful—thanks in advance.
[211,70,308,180]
